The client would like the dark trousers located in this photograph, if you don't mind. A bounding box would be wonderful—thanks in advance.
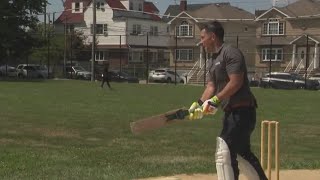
[220,107,268,180]
[101,77,111,89]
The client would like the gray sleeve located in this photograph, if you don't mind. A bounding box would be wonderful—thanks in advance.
[207,59,215,82]
[225,47,245,74]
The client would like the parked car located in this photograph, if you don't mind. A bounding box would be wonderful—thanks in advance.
[16,64,48,79]
[149,68,184,83]
[65,66,92,80]
[309,73,320,83]
[260,72,319,90]
[108,71,139,83]
[309,73,320,89]
[0,65,17,77]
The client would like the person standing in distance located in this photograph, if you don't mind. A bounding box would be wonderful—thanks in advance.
[101,61,112,89]
[188,21,268,180]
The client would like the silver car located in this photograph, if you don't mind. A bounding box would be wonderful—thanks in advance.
[16,64,48,79]
[149,68,184,83]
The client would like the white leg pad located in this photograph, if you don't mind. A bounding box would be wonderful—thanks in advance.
[215,137,235,180]
[237,155,260,180]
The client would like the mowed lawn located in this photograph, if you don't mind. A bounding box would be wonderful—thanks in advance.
[0,80,319,180]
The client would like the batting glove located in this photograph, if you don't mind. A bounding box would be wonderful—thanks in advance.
[202,96,220,115]
[188,107,204,120]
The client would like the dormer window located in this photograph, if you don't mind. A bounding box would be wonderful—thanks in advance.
[97,2,105,10]
[176,21,193,37]
[262,19,284,35]
[72,2,82,13]
[75,2,80,12]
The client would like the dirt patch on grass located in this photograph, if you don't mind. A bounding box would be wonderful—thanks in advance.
[137,169,320,180]
[32,127,80,138]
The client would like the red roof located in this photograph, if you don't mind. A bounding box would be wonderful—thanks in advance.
[144,2,161,21]
[56,0,126,24]
[55,0,160,23]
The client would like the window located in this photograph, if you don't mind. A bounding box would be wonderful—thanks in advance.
[176,21,193,37]
[91,24,108,35]
[132,24,142,35]
[150,26,158,36]
[129,2,133,10]
[95,51,105,61]
[66,24,74,33]
[176,49,193,61]
[138,3,143,11]
[261,48,283,61]
[75,2,80,12]
[262,19,284,35]
[129,51,143,62]
[97,2,105,10]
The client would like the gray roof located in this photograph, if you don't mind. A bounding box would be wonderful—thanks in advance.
[279,0,320,17]
[162,3,211,22]
[162,3,254,22]
[113,10,161,21]
[256,36,295,46]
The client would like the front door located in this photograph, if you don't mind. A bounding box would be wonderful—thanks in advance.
[297,47,306,68]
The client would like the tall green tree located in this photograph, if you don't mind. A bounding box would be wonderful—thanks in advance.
[0,0,46,64]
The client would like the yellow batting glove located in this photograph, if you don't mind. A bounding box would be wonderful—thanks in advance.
[189,108,204,120]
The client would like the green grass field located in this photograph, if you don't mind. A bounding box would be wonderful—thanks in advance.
[0,80,319,179]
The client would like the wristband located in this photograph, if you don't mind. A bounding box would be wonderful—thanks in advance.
[197,99,204,106]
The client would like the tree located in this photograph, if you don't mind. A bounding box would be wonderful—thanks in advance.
[0,0,46,64]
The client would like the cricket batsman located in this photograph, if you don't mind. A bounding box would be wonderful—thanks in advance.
[188,21,268,180]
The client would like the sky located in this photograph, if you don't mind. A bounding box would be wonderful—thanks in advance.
[44,0,294,22]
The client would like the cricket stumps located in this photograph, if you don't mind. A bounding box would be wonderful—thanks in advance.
[261,120,279,180]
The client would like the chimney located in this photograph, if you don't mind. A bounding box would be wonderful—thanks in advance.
[180,0,187,11]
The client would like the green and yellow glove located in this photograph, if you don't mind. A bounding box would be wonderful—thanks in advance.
[202,96,220,115]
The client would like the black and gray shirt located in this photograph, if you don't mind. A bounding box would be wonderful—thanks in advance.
[207,44,256,109]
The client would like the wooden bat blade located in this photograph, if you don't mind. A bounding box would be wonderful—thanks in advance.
[130,108,189,135]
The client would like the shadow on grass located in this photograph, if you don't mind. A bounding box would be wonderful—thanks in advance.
[0,77,46,82]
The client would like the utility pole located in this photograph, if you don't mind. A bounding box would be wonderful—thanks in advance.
[91,0,96,81]
[43,1,47,65]
[47,13,50,78]
[64,15,67,78]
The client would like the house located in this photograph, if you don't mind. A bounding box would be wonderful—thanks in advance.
[55,0,170,75]
[254,0,320,76]
[163,0,256,79]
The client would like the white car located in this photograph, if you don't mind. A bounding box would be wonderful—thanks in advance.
[0,65,17,77]
[66,66,92,80]
[16,64,48,79]
[309,73,320,83]
[149,68,184,83]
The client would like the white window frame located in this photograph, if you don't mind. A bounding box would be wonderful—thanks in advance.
[129,51,144,62]
[176,49,193,61]
[97,2,105,10]
[176,21,193,37]
[75,2,80,12]
[132,24,142,35]
[262,19,284,35]
[95,51,105,61]
[91,24,108,35]
[150,26,158,36]
[261,48,283,61]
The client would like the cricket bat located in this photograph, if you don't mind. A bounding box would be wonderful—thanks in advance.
[130,108,190,135]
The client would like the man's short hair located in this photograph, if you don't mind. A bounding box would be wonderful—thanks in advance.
[201,21,224,41]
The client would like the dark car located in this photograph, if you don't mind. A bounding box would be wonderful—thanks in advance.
[108,71,139,83]
[260,72,319,90]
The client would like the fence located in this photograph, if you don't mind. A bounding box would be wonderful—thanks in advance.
[1,32,320,84]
